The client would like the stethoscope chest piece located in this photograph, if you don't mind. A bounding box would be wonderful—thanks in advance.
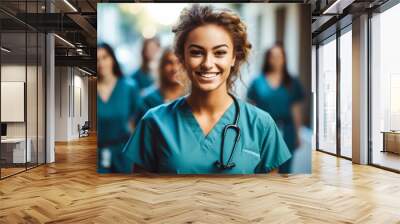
[215,160,236,169]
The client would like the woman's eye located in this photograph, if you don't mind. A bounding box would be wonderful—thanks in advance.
[215,51,227,57]
[189,50,203,56]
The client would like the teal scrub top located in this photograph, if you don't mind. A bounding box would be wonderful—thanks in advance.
[141,86,164,114]
[131,68,154,91]
[123,97,291,174]
[247,75,304,151]
[97,77,143,173]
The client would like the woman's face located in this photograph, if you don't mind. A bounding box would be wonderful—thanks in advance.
[183,24,235,93]
[161,52,182,85]
[97,48,114,78]
[268,46,285,71]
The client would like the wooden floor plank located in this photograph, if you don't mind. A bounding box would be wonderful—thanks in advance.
[0,135,400,223]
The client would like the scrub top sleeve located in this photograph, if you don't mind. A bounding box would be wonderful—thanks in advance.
[122,118,157,172]
[291,78,305,103]
[258,114,292,173]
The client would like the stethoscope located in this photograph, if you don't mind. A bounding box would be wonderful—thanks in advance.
[214,94,241,170]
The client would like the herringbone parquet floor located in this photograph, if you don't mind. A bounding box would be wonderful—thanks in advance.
[1,135,400,224]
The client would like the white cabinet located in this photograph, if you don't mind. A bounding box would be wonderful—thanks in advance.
[1,138,32,163]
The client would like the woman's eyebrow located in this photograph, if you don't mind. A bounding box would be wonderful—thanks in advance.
[188,44,204,50]
[212,44,228,49]
[188,44,229,50]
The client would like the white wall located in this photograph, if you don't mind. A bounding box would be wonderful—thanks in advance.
[71,73,89,138]
[1,63,46,164]
[55,66,69,141]
[1,65,26,136]
[1,64,26,81]
[55,67,89,141]
[1,65,35,138]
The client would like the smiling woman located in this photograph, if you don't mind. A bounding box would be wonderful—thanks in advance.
[122,4,291,174]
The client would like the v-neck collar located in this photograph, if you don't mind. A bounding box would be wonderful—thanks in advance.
[263,74,283,91]
[98,78,120,104]
[180,98,236,145]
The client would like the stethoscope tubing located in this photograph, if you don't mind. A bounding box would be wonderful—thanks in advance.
[216,94,240,170]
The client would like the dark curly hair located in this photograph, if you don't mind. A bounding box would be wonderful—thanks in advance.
[97,42,123,80]
[262,42,292,88]
[172,4,252,91]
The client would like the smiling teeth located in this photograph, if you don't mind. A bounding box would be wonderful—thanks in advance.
[198,72,218,78]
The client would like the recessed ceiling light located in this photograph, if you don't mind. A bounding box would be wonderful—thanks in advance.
[78,67,93,76]
[63,0,78,12]
[1,47,11,53]
[54,34,75,48]
[322,0,355,15]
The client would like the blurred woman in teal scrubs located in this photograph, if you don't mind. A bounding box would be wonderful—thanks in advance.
[123,5,291,174]
[97,43,143,173]
[247,43,304,173]
[141,48,187,114]
[130,38,161,92]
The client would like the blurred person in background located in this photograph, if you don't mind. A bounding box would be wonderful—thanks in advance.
[97,43,143,173]
[130,37,161,92]
[140,48,188,115]
[123,4,291,174]
[247,42,304,174]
